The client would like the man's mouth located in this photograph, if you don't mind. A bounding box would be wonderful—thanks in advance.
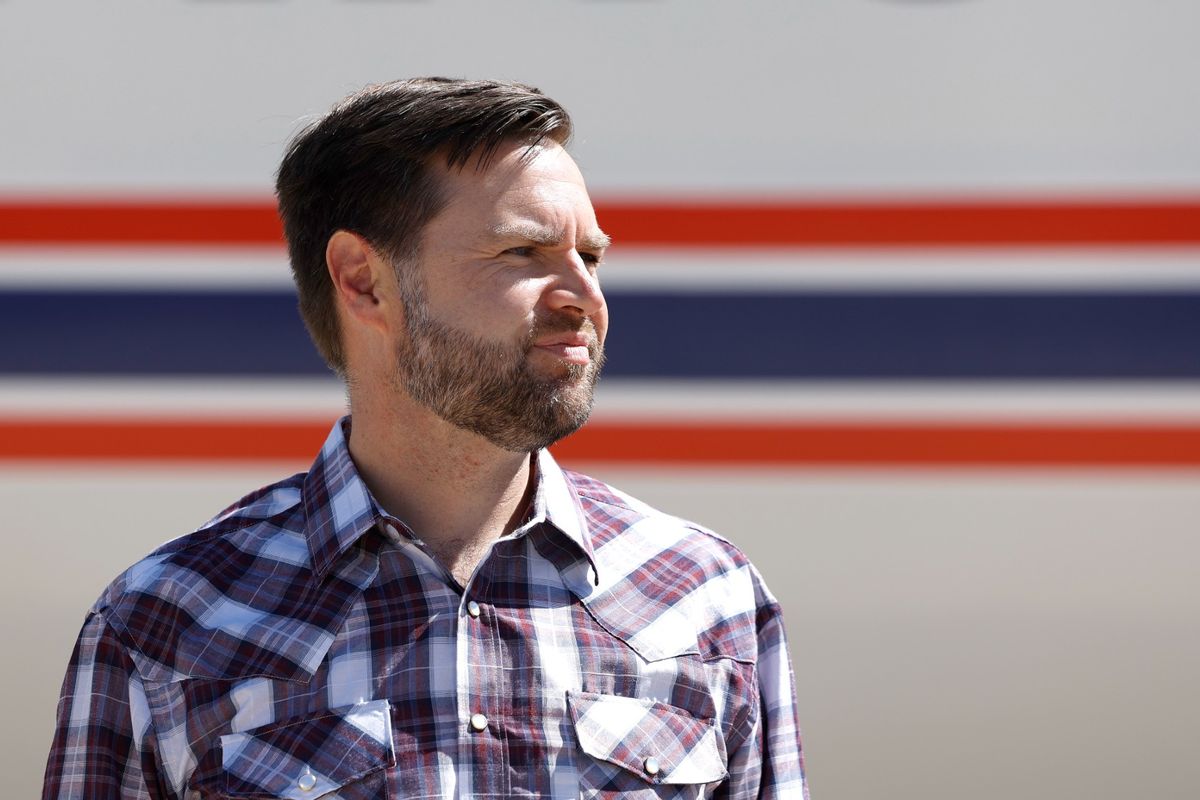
[532,333,593,365]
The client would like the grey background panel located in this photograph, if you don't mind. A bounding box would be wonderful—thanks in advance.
[1,1,1198,190]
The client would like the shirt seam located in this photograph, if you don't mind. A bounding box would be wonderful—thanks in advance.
[95,611,166,798]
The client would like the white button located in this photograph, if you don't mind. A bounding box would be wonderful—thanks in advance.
[297,768,317,791]
[466,600,481,618]
[643,756,661,776]
[469,712,488,732]
[383,523,401,543]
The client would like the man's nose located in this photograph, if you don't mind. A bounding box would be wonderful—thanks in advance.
[544,251,605,318]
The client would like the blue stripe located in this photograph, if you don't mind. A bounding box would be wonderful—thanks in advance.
[3,289,1199,378]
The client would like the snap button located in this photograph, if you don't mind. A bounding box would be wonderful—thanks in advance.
[469,713,488,732]
[382,523,402,543]
[466,600,481,618]
[297,767,317,792]
[643,756,661,776]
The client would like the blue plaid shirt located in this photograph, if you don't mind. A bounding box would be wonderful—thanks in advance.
[44,417,807,799]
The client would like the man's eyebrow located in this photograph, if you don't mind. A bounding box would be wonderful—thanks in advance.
[580,230,613,251]
[489,223,612,251]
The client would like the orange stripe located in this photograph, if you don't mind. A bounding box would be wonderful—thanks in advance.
[2,198,1198,247]
[0,420,323,462]
[2,419,1199,466]
[555,423,1200,466]
[597,199,1200,247]
[0,200,284,246]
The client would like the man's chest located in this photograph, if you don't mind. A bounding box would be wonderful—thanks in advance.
[161,537,751,799]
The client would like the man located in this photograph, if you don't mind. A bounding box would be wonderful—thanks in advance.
[44,78,808,799]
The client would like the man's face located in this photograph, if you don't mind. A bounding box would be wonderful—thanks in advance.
[389,140,609,453]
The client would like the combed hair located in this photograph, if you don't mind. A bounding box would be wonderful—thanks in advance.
[275,77,573,374]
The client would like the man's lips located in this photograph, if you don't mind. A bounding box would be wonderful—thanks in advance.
[533,333,593,365]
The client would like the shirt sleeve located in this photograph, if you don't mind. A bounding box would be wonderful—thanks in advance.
[722,567,810,799]
[43,612,170,800]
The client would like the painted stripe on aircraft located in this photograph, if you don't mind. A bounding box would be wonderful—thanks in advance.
[2,418,1198,467]
[2,289,1198,378]
[2,197,1198,247]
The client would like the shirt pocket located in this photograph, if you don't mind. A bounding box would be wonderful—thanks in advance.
[567,690,728,796]
[216,699,394,799]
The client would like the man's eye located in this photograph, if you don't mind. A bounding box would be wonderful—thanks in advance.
[503,246,534,258]
[579,252,603,267]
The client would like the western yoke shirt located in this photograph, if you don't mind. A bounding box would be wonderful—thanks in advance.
[44,417,808,799]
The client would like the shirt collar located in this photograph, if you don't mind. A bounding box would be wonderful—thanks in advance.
[302,417,382,579]
[302,416,599,584]
[528,448,601,586]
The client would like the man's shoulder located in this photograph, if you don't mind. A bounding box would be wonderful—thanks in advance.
[102,471,309,593]
[561,466,749,571]
[560,468,776,664]
[89,471,325,681]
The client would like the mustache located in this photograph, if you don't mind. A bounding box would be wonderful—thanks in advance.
[524,313,601,353]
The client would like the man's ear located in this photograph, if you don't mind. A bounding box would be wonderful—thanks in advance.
[326,230,392,334]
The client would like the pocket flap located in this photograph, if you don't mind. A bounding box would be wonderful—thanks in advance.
[567,690,727,785]
[219,699,394,799]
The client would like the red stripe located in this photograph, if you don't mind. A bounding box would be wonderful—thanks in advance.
[0,200,284,246]
[2,198,1198,247]
[598,199,1200,247]
[3,419,1199,467]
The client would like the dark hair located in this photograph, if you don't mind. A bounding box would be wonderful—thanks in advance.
[275,77,573,375]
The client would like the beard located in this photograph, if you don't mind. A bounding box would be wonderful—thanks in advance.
[392,277,605,453]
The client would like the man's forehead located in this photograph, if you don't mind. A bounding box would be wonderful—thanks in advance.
[429,140,608,248]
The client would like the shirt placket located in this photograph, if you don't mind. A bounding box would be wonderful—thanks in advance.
[381,514,536,798]
[455,542,510,799]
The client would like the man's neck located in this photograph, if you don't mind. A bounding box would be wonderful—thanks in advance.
[346,394,535,586]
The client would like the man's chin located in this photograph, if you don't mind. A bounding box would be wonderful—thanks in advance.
[482,420,588,454]
[495,396,595,453]
[525,357,590,387]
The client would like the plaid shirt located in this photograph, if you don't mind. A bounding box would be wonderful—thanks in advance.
[44,417,807,799]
